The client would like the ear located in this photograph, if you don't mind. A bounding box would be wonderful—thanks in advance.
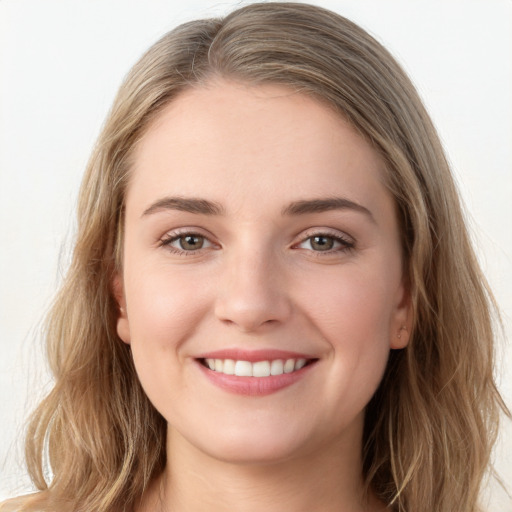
[389,279,413,350]
[113,273,131,345]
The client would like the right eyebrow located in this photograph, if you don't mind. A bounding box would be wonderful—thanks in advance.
[142,196,225,217]
[282,197,376,224]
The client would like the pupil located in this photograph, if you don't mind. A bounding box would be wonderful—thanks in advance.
[180,235,203,250]
[312,236,333,251]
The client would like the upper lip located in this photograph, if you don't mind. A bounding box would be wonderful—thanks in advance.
[195,348,317,363]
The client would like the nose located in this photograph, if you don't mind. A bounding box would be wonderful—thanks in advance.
[214,248,292,332]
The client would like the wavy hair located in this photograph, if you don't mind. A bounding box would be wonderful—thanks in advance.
[2,3,508,511]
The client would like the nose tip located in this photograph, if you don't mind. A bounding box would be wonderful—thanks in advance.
[218,310,280,333]
[214,259,292,332]
[216,300,286,333]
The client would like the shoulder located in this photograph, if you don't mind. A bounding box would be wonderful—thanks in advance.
[0,491,76,512]
[0,496,24,512]
[0,493,50,512]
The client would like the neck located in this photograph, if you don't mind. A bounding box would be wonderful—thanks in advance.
[139,421,385,512]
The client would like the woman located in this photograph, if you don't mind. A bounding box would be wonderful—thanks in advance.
[1,2,508,511]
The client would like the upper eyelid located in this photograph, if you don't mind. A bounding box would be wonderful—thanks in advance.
[290,228,357,255]
[296,235,353,248]
[294,227,355,243]
[159,231,218,255]
[158,226,355,246]
[160,226,216,241]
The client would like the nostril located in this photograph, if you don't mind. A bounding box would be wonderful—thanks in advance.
[213,272,292,331]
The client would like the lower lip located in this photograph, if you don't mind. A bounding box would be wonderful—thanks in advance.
[196,360,316,396]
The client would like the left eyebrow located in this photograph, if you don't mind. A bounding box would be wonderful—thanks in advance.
[142,196,225,217]
[281,197,375,223]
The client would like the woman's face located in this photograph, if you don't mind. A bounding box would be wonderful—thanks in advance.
[115,80,410,464]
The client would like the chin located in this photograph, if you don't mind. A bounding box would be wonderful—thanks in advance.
[182,420,328,467]
[203,440,305,466]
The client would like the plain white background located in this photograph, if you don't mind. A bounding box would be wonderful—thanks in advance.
[1,0,511,508]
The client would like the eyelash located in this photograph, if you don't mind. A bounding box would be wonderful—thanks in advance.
[293,231,355,255]
[159,230,215,255]
[158,229,355,256]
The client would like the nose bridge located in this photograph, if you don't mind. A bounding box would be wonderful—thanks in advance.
[214,240,291,331]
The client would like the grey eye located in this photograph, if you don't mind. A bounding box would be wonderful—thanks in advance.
[296,233,353,253]
[178,235,205,250]
[309,235,334,251]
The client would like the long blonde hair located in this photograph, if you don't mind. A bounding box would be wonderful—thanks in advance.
[3,3,508,511]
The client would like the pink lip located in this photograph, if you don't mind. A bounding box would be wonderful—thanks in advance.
[194,349,318,396]
[195,348,314,362]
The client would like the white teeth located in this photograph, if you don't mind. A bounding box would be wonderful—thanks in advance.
[253,361,271,377]
[235,360,253,377]
[270,359,284,375]
[295,358,306,370]
[204,358,310,377]
[223,359,235,375]
[284,359,295,373]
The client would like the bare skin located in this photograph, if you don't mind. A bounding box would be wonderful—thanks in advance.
[117,79,409,512]
[136,425,389,512]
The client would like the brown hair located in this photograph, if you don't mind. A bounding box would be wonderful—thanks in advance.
[2,3,508,511]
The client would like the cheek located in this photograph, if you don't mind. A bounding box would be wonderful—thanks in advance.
[122,264,214,419]
[298,264,397,344]
[296,262,399,395]
[283,266,395,435]
[124,261,211,354]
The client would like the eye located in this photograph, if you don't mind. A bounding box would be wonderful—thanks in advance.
[160,231,215,254]
[296,232,354,253]
[175,234,207,251]
[305,235,336,251]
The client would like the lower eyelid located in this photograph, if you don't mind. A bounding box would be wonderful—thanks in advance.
[295,232,354,250]
[158,230,353,253]
[158,230,222,256]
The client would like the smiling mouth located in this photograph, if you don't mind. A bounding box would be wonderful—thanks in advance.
[199,358,317,377]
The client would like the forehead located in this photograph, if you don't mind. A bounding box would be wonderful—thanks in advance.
[127,80,389,215]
